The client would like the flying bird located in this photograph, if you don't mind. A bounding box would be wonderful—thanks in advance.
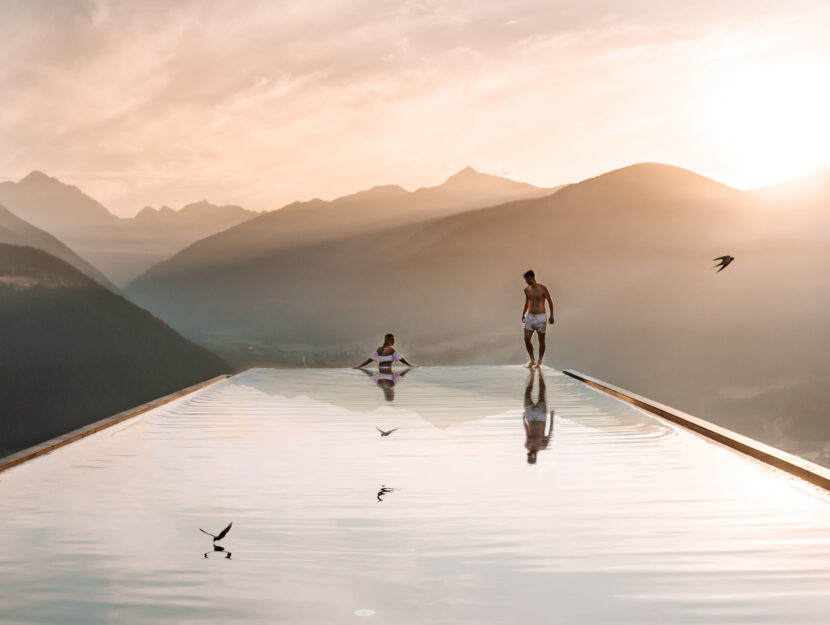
[376,427,398,437]
[200,522,233,542]
[377,485,394,502]
[713,255,734,272]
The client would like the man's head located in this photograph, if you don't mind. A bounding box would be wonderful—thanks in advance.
[383,333,395,346]
[527,451,537,464]
[523,270,536,285]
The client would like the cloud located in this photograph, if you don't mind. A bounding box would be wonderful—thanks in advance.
[0,0,828,214]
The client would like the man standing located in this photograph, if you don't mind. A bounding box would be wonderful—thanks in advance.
[521,270,554,368]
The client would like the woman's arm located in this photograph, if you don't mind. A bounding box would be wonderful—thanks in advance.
[354,350,380,369]
[399,357,416,367]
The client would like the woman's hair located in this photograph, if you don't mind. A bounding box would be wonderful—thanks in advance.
[384,333,395,344]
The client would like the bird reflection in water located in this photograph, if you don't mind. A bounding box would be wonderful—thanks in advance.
[200,521,233,560]
[204,544,232,559]
[524,369,554,464]
[377,485,394,502]
[357,365,413,402]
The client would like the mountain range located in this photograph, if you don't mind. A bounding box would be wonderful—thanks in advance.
[127,162,772,348]
[0,172,259,285]
[133,166,558,281]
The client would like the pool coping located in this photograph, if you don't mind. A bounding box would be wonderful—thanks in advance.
[0,375,230,474]
[563,369,830,492]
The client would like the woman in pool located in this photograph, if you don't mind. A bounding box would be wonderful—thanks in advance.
[353,333,416,369]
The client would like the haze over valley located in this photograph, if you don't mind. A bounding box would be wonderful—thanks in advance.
[0,172,259,285]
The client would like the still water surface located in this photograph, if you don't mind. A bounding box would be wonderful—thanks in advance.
[1,366,829,624]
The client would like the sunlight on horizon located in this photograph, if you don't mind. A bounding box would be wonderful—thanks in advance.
[706,62,830,189]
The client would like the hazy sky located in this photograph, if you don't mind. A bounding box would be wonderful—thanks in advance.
[1,0,829,216]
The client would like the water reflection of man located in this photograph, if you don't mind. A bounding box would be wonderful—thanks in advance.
[358,366,413,402]
[524,369,554,464]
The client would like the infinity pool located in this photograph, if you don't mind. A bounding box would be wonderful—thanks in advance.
[1,366,829,624]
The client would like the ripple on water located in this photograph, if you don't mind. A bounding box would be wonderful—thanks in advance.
[1,366,829,625]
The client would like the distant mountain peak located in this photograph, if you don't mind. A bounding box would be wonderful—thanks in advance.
[370,184,407,193]
[178,200,254,215]
[3,170,117,225]
[588,162,733,190]
[444,166,481,183]
[136,206,157,218]
[19,170,58,186]
[13,169,117,207]
[347,184,408,200]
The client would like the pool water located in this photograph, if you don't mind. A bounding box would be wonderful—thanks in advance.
[1,366,829,624]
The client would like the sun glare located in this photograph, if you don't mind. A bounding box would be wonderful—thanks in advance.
[711,63,830,188]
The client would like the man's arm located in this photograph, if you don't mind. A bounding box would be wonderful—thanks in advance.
[522,290,530,321]
[544,286,555,324]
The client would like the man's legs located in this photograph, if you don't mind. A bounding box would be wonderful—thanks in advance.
[537,332,546,368]
[523,329,536,366]
[524,367,535,405]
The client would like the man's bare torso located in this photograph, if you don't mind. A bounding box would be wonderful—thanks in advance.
[524,283,549,315]
[524,416,551,452]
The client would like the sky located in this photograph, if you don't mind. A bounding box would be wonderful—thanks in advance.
[1,0,829,216]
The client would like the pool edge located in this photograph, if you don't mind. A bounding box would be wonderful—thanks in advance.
[563,369,830,492]
[0,375,230,474]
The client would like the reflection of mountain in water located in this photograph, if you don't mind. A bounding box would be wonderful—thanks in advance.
[226,366,678,439]
[229,366,528,429]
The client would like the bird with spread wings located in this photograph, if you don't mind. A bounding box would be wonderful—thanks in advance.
[200,522,232,542]
[713,255,734,272]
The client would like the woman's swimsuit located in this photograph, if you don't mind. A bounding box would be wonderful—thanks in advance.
[371,350,402,364]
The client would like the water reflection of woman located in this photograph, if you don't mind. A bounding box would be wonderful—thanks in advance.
[524,369,554,464]
[358,366,413,402]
